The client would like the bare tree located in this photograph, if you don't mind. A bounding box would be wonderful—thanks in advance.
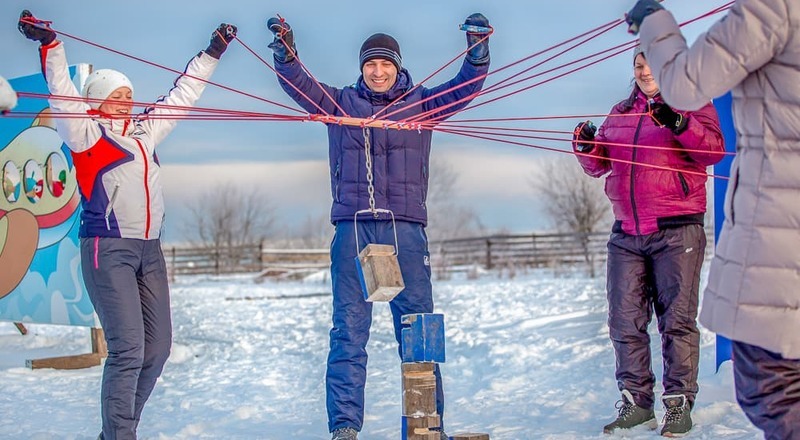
[182,182,276,269]
[532,156,612,276]
[295,213,333,248]
[425,157,484,241]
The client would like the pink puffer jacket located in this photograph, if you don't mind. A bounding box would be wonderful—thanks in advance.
[575,89,724,235]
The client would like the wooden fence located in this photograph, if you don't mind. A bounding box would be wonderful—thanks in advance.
[430,231,608,270]
[164,231,610,279]
[164,244,329,280]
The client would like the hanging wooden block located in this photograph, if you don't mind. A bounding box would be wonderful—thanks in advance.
[355,243,405,302]
[402,362,438,416]
[450,434,490,440]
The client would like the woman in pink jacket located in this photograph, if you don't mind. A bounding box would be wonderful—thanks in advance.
[573,47,724,437]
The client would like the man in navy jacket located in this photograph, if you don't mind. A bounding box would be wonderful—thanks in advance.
[267,14,491,440]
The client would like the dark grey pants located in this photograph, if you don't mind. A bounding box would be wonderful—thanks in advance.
[733,341,800,440]
[81,237,172,440]
[606,224,705,409]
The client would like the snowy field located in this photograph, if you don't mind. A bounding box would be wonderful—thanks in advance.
[0,267,761,439]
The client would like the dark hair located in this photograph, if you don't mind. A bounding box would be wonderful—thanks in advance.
[614,82,642,113]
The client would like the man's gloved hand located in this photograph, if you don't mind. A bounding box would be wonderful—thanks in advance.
[625,0,664,35]
[267,17,296,63]
[573,121,597,152]
[650,102,688,135]
[205,23,237,60]
[18,10,56,46]
[464,13,490,66]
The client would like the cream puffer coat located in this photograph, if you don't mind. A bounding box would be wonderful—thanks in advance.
[640,0,800,358]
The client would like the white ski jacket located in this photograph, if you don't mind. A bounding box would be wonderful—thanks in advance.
[41,40,218,239]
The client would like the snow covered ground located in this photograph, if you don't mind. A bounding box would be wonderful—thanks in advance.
[0,267,761,439]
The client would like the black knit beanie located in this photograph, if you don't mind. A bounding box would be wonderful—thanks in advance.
[359,33,402,71]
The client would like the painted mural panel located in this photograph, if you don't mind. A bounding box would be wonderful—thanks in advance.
[0,67,96,327]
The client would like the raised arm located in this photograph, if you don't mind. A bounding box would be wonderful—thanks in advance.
[422,13,491,120]
[138,23,235,147]
[266,17,341,115]
[631,0,790,110]
[19,10,101,152]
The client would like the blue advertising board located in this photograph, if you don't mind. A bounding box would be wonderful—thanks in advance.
[711,92,737,369]
[0,67,96,327]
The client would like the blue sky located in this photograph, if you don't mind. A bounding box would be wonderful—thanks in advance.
[1,0,727,242]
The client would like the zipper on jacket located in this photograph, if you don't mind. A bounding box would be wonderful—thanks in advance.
[334,159,341,203]
[104,182,120,230]
[134,139,152,239]
[677,172,690,197]
[630,114,646,235]
[421,163,428,207]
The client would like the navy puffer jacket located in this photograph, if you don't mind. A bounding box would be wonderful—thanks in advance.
[274,59,489,225]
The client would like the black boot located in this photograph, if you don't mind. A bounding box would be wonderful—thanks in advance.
[602,389,657,434]
[660,394,692,437]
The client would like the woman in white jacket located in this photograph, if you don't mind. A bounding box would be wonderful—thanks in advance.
[627,1,800,439]
[19,10,236,440]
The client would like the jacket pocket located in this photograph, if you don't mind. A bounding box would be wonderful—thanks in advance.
[105,182,120,230]
[420,163,428,206]
[724,159,740,225]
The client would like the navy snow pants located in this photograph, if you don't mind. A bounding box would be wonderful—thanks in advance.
[733,340,800,440]
[81,237,172,440]
[606,224,705,409]
[327,220,444,432]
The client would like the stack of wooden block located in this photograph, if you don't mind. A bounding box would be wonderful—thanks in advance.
[400,313,490,440]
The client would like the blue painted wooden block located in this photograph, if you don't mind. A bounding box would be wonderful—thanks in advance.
[401,313,445,363]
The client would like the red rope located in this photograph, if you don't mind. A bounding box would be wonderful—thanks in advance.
[411,41,638,126]
[436,113,645,125]
[383,19,623,124]
[1,110,309,122]
[433,126,730,181]
[16,91,304,121]
[18,17,306,115]
[12,4,737,173]
[438,125,734,157]
[233,34,335,117]
[403,3,732,126]
[268,14,351,118]
[371,32,492,120]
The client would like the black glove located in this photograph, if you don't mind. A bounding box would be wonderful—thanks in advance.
[267,17,296,63]
[205,23,237,60]
[464,13,490,65]
[573,120,597,152]
[650,102,688,135]
[18,10,56,46]
[625,0,664,35]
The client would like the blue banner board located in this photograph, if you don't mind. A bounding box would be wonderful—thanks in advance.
[0,67,96,327]
[712,92,737,370]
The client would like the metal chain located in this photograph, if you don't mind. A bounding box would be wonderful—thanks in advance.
[362,126,378,217]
